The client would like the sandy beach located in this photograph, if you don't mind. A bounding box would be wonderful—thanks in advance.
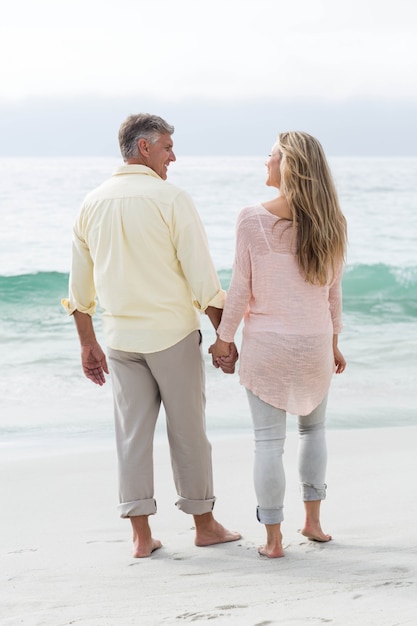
[1,425,416,626]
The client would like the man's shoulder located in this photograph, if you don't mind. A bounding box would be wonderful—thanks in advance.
[157,181,197,214]
[82,174,115,203]
[159,179,189,200]
[83,173,191,205]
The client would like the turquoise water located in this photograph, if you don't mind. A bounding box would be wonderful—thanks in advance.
[1,264,416,338]
[0,156,416,446]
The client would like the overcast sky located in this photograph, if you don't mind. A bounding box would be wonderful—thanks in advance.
[1,0,416,156]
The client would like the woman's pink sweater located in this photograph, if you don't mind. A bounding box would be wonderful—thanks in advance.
[217,204,343,415]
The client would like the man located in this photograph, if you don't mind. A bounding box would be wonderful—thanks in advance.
[62,113,240,558]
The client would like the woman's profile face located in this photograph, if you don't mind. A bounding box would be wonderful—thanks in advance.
[265,142,282,189]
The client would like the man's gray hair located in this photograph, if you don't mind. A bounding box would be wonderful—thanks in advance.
[118,113,175,160]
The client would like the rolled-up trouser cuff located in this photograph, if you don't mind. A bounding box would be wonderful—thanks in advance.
[175,496,216,515]
[117,498,157,518]
[300,483,327,501]
[256,505,284,525]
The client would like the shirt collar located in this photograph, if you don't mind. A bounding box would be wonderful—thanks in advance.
[112,164,162,180]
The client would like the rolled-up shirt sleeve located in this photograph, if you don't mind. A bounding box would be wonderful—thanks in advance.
[172,191,226,313]
[61,224,97,316]
[199,288,226,311]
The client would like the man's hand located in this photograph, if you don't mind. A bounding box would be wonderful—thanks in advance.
[80,342,109,385]
[73,310,109,385]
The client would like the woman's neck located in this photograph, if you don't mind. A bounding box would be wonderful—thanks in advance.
[262,195,292,219]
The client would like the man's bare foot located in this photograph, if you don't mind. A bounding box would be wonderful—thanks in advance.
[195,524,241,547]
[130,514,162,557]
[194,513,241,547]
[300,524,332,542]
[258,543,285,558]
[133,537,162,558]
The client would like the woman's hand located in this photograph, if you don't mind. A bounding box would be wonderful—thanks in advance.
[333,346,346,374]
[333,334,346,374]
[216,342,239,374]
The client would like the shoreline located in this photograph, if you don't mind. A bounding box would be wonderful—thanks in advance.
[1,416,416,460]
[1,425,416,625]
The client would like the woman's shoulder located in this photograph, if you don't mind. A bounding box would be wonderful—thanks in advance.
[235,206,265,236]
[237,203,292,230]
[237,203,265,223]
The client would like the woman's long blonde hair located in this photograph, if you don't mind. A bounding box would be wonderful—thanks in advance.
[278,131,347,286]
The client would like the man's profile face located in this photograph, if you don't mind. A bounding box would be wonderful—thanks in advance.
[146,133,176,180]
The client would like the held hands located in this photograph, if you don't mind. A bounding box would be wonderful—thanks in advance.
[208,338,239,374]
[80,342,109,385]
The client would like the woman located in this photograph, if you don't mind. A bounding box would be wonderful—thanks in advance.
[209,131,347,558]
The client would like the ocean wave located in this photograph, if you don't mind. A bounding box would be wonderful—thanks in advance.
[1,265,416,321]
[341,263,417,319]
[0,271,68,305]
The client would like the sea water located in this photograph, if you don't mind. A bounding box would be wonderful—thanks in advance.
[0,156,416,453]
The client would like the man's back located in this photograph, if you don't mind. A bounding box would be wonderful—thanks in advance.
[68,164,223,353]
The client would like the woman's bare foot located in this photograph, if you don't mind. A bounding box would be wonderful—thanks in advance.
[258,523,284,558]
[258,542,284,558]
[302,500,332,542]
[300,523,332,542]
[194,513,241,546]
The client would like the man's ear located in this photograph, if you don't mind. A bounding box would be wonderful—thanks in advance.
[138,138,150,157]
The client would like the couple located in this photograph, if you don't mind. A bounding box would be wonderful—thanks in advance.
[63,113,347,559]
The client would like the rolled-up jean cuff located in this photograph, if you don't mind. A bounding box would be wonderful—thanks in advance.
[256,506,284,525]
[300,483,327,501]
[175,496,216,515]
[117,498,157,518]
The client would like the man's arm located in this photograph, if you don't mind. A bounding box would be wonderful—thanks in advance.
[73,310,109,386]
[205,306,223,330]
